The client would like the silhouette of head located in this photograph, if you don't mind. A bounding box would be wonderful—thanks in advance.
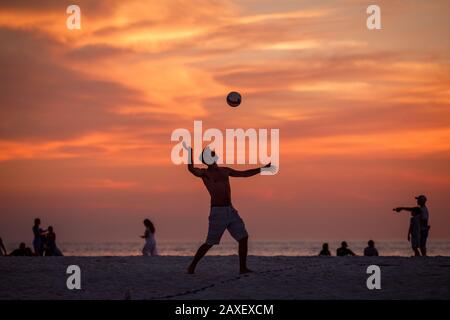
[34,218,40,226]
[48,226,54,232]
[201,147,218,166]
[143,219,155,233]
[415,195,427,206]
[368,240,375,247]
[322,243,329,250]
[341,241,348,248]
[19,242,26,250]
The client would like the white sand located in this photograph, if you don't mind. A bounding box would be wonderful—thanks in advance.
[1,256,449,299]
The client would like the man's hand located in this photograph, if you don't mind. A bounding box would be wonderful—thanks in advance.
[182,141,191,152]
[185,142,204,177]
[183,141,194,165]
[260,162,278,174]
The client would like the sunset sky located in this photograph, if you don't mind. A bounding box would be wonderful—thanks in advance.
[1,0,449,243]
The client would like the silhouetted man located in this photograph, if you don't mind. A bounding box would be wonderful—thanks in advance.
[186,146,271,274]
[319,243,331,256]
[336,241,356,256]
[9,243,33,256]
[364,240,379,256]
[394,195,430,256]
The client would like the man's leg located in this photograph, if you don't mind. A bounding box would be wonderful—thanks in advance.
[419,228,429,256]
[188,243,212,274]
[238,236,252,274]
[189,207,226,274]
[228,208,252,274]
[419,246,427,256]
[420,234,427,256]
[33,244,39,256]
[411,232,421,256]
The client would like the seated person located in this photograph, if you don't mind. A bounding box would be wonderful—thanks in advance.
[364,240,379,256]
[336,241,356,256]
[319,243,331,256]
[9,243,33,256]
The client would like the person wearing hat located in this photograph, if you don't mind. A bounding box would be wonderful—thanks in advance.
[393,195,430,256]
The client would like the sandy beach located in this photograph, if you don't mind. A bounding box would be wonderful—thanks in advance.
[1,256,449,300]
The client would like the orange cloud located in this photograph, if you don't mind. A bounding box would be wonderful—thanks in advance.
[1,0,449,241]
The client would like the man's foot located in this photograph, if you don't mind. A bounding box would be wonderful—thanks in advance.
[240,268,253,274]
[187,265,195,274]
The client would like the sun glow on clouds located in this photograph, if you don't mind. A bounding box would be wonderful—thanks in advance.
[0,0,450,240]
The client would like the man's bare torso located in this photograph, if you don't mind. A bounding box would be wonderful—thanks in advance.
[200,166,232,207]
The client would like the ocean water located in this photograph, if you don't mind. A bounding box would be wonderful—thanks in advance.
[46,240,450,256]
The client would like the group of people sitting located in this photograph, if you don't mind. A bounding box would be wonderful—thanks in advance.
[319,240,379,257]
[0,240,34,256]
[0,218,63,257]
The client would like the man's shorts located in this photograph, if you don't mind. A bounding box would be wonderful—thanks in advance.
[206,206,248,245]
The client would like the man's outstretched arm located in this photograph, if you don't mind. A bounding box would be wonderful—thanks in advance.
[393,207,415,212]
[227,163,271,178]
[186,144,204,177]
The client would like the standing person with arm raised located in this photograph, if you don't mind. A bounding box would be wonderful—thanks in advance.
[394,195,430,256]
[32,218,47,256]
[185,145,271,274]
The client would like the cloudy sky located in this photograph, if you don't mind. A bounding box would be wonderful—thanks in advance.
[0,0,449,243]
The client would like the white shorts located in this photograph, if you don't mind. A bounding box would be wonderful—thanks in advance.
[206,206,248,245]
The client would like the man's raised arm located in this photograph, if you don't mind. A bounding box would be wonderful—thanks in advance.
[186,144,204,177]
[227,163,271,178]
